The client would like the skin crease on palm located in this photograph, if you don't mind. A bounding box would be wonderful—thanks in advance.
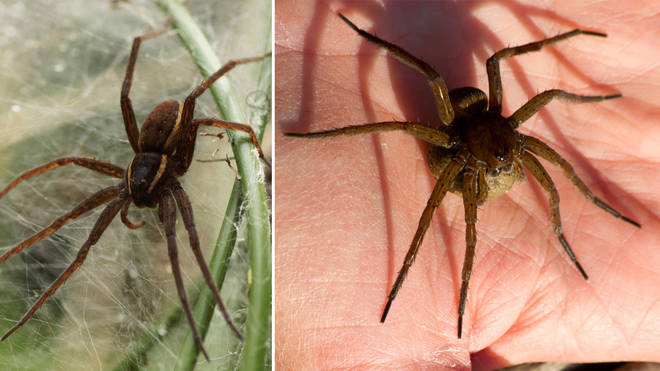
[275,0,659,369]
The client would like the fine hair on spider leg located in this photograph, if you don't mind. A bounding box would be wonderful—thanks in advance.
[285,13,640,339]
[0,20,270,360]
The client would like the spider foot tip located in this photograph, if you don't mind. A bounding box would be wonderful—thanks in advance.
[457,317,463,338]
[576,263,589,280]
[201,346,210,362]
[623,216,641,228]
[337,13,359,31]
[0,324,21,341]
[582,29,607,38]
[227,320,244,341]
[605,94,622,100]
[380,301,392,322]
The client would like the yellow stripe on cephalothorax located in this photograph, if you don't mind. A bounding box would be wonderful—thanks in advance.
[148,155,168,193]
[163,101,183,153]
[126,158,135,194]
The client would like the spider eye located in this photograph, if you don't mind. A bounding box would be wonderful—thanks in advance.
[128,161,156,196]
[131,178,148,191]
[131,168,150,190]
[127,153,169,208]
[494,150,509,162]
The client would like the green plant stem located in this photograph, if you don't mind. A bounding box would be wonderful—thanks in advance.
[176,182,243,370]
[156,0,271,369]
[240,10,272,371]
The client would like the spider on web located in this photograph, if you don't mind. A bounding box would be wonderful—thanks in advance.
[0,23,270,360]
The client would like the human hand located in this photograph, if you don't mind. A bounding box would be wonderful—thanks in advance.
[276,0,659,369]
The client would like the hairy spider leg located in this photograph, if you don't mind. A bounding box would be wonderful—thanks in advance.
[522,135,641,229]
[0,157,123,198]
[176,53,272,171]
[509,89,621,129]
[476,167,489,206]
[337,13,454,125]
[381,155,466,322]
[171,183,243,340]
[284,122,464,323]
[160,191,211,361]
[0,186,121,264]
[1,198,126,341]
[457,160,482,338]
[487,29,607,113]
[521,151,589,279]
[121,22,172,153]
[285,121,454,148]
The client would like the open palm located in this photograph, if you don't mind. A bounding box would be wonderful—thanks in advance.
[276,0,659,369]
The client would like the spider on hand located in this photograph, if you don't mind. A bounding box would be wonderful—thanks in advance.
[0,25,270,359]
[285,13,641,338]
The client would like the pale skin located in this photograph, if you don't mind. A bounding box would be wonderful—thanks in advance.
[275,0,660,369]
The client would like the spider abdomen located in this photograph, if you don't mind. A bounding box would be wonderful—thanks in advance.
[139,100,183,154]
[449,87,488,118]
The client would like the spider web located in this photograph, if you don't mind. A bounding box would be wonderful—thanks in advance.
[0,0,270,369]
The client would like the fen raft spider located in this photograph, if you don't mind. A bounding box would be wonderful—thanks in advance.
[0,25,270,359]
[285,13,641,338]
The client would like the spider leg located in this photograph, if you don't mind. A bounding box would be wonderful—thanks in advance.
[0,198,125,341]
[121,22,172,153]
[120,199,145,229]
[176,118,267,173]
[509,89,620,128]
[486,29,607,113]
[198,119,265,159]
[381,153,466,322]
[521,151,588,279]
[0,186,121,264]
[476,169,488,206]
[337,13,454,125]
[0,157,124,198]
[457,163,481,338]
[522,134,640,228]
[285,121,455,148]
[179,52,271,132]
[159,191,211,361]
[171,183,243,340]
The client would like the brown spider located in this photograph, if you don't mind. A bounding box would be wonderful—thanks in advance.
[285,13,641,338]
[0,25,270,359]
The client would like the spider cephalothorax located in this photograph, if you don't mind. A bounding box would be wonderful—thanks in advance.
[127,152,174,207]
[427,87,525,203]
[0,24,270,360]
[285,13,640,338]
